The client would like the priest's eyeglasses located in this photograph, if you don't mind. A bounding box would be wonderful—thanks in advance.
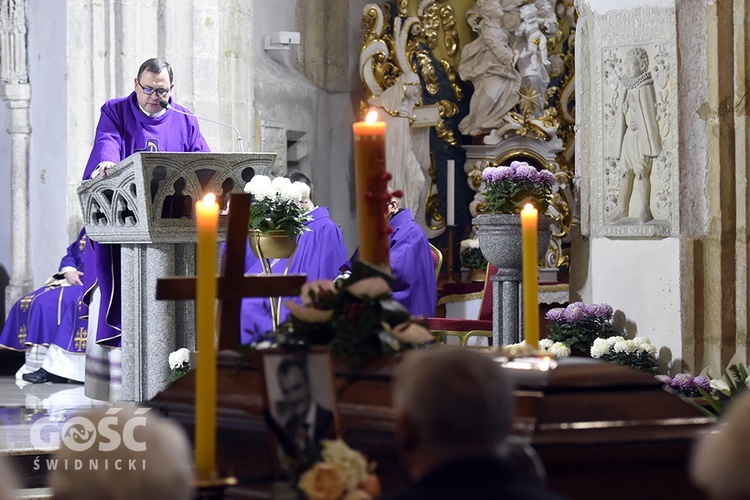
[137,80,171,97]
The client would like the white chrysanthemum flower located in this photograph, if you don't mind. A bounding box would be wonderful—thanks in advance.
[244,175,273,198]
[279,183,302,203]
[643,343,658,357]
[168,348,190,370]
[548,342,571,358]
[321,439,369,492]
[539,338,554,350]
[590,342,610,358]
[293,181,311,202]
[632,337,651,347]
[606,336,625,347]
[271,176,292,191]
[613,340,636,353]
[710,379,732,396]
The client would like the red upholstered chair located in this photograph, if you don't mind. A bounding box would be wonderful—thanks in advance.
[424,264,496,346]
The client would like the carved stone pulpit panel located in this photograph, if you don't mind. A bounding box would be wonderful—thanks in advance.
[77,151,275,401]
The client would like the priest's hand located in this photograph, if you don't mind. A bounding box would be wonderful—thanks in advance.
[95,161,116,177]
[64,270,84,286]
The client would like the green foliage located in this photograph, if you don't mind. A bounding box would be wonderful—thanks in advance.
[480,176,554,215]
[460,246,488,270]
[248,197,309,238]
[598,350,658,375]
[546,317,615,354]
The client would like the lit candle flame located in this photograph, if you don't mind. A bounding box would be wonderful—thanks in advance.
[522,202,535,214]
[202,193,216,206]
[365,110,378,124]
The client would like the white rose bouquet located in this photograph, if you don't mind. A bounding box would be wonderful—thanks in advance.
[166,347,191,384]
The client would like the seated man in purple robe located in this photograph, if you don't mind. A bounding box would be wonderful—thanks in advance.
[342,191,437,317]
[81,57,210,401]
[0,229,87,383]
[237,172,348,344]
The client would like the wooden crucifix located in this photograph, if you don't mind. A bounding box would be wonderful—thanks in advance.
[155,192,306,351]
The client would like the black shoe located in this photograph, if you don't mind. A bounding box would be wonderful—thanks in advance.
[21,368,69,384]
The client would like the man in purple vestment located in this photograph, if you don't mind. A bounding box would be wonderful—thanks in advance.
[0,229,87,383]
[237,172,348,344]
[80,58,210,400]
[342,193,437,317]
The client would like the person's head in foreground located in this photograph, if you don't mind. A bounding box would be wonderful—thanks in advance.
[690,391,750,500]
[49,406,193,500]
[392,347,513,480]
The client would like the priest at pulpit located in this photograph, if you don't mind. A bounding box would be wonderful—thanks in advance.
[384,348,565,500]
[80,57,210,401]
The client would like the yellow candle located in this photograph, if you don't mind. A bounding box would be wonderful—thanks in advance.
[195,193,219,481]
[521,203,539,349]
[353,110,390,269]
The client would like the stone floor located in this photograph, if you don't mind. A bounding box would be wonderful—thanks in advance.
[0,375,109,498]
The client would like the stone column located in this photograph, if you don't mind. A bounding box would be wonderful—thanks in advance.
[1,0,32,313]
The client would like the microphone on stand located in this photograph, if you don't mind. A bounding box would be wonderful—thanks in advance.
[160,100,244,152]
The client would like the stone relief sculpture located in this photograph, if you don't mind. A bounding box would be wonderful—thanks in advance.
[608,47,662,224]
[457,0,521,137]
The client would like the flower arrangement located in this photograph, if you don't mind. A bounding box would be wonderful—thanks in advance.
[478,160,556,214]
[696,363,749,415]
[298,439,380,500]
[166,347,191,384]
[655,373,711,398]
[271,276,433,369]
[459,238,488,270]
[539,338,571,358]
[244,175,311,238]
[590,336,659,374]
[545,302,617,354]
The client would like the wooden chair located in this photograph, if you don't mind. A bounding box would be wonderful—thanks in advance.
[424,264,496,346]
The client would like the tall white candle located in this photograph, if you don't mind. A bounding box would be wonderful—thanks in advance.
[447,160,455,226]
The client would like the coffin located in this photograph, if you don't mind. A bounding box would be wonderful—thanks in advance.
[148,351,712,499]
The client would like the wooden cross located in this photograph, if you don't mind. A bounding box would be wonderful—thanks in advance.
[155,193,306,351]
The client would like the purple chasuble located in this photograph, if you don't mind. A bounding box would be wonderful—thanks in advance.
[82,92,210,346]
[387,209,437,317]
[237,206,348,344]
[346,209,437,317]
[0,229,87,351]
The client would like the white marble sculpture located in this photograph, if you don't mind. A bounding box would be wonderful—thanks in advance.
[510,0,557,118]
[609,47,662,224]
[457,0,521,136]
[370,69,425,215]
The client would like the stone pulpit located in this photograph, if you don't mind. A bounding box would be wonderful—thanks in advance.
[77,152,275,401]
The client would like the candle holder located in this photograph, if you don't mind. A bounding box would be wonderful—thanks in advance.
[445,224,457,283]
[193,475,239,499]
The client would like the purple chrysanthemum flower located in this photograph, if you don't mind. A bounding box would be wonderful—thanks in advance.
[562,305,585,323]
[545,308,565,321]
[670,373,695,390]
[694,376,711,391]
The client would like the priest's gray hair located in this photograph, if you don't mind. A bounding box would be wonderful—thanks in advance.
[49,406,193,500]
[393,347,513,451]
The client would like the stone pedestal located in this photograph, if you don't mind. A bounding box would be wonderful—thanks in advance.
[78,151,275,401]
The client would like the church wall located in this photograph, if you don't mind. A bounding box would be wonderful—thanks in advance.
[0,105,10,281]
[590,237,682,374]
[26,0,69,285]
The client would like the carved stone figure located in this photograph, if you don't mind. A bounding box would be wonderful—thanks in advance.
[457,0,521,136]
[609,47,662,224]
[510,0,557,119]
